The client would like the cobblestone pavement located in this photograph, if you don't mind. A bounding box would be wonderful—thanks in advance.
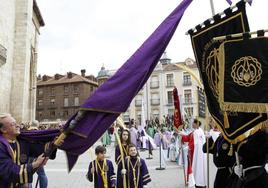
[33,142,216,188]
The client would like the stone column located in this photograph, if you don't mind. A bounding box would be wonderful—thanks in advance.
[10,0,33,122]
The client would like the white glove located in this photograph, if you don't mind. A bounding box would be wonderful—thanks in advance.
[234,164,243,178]
[121,169,127,175]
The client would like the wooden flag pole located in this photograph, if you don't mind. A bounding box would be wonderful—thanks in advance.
[115,117,128,188]
[115,128,127,188]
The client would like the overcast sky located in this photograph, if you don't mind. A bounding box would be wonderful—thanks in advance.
[37,0,267,77]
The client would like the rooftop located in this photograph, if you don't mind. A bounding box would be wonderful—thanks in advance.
[37,70,98,86]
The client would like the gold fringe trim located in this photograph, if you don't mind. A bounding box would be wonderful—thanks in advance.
[220,102,268,114]
[212,116,268,145]
[79,107,122,114]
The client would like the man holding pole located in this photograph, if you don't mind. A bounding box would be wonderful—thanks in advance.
[180,119,207,188]
[0,113,56,188]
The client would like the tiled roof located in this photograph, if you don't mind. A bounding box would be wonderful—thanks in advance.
[37,73,98,86]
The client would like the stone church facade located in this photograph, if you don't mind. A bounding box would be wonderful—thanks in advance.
[0,0,44,123]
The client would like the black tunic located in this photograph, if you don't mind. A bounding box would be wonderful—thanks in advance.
[203,135,236,188]
[238,130,268,188]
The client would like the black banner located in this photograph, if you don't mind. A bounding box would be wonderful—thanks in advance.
[218,34,268,113]
[198,88,206,118]
[188,1,268,143]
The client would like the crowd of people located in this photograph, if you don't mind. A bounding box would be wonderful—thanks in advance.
[0,112,267,188]
[98,116,268,188]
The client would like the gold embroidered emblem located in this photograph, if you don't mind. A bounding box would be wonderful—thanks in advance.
[231,56,262,87]
[206,48,220,99]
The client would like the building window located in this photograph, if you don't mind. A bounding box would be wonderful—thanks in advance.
[151,93,160,105]
[184,107,193,117]
[184,89,192,104]
[135,95,142,107]
[166,74,174,87]
[50,111,56,117]
[74,97,79,106]
[183,73,192,86]
[167,91,173,104]
[38,100,43,107]
[63,110,69,117]
[50,98,55,105]
[74,85,79,94]
[38,89,43,96]
[123,112,130,122]
[64,85,69,94]
[150,76,159,88]
[64,98,69,107]
[90,86,94,92]
[50,87,55,96]
[38,111,43,118]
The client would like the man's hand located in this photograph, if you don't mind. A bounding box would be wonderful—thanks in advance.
[32,154,49,169]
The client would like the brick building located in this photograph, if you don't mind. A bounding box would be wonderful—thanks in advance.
[36,69,98,122]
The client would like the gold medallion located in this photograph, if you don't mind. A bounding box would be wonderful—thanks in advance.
[231,56,262,87]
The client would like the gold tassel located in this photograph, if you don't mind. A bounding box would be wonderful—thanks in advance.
[224,111,230,129]
[228,144,233,156]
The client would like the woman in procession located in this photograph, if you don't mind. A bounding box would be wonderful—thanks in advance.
[118,144,151,188]
[115,129,131,188]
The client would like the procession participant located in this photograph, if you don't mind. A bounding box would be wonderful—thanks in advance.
[180,119,207,188]
[118,144,151,188]
[101,130,111,147]
[129,123,138,147]
[203,131,236,188]
[234,125,268,188]
[87,145,116,188]
[115,129,131,188]
[0,113,56,188]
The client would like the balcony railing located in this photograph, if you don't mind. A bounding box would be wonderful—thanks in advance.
[166,100,174,106]
[135,100,142,107]
[183,81,192,86]
[183,98,193,105]
[151,99,160,106]
[150,81,159,89]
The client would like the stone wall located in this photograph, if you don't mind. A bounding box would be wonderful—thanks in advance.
[0,0,43,123]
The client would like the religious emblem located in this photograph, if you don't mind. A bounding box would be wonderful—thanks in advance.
[206,48,220,99]
[231,56,262,87]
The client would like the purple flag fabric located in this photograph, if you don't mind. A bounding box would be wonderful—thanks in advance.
[59,0,193,171]
[19,129,60,142]
[226,0,252,5]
